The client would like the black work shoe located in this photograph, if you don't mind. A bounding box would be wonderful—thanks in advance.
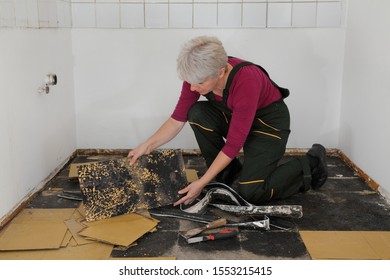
[215,158,242,186]
[306,144,328,189]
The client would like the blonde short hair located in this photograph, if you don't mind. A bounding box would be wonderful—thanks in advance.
[177,36,228,84]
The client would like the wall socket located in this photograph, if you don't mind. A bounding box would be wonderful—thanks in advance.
[38,74,57,94]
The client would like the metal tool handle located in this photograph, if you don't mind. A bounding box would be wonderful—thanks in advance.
[208,229,238,241]
[206,218,227,229]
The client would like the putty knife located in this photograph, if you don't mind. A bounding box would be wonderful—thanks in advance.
[180,218,227,239]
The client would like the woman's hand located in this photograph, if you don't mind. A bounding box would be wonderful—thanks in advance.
[127,143,153,165]
[173,179,206,206]
[127,118,186,166]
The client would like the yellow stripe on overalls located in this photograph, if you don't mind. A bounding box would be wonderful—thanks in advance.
[257,118,280,131]
[252,130,281,140]
[239,179,265,185]
[188,122,214,132]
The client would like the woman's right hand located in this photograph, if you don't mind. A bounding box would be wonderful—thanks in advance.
[127,142,153,166]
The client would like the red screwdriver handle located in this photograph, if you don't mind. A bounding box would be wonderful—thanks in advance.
[208,229,238,241]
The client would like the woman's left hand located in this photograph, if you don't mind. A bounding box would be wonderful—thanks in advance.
[173,180,205,206]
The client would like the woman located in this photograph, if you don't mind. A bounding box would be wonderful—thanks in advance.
[128,36,328,206]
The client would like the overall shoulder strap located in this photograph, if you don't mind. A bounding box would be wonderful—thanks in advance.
[224,61,255,94]
[223,61,255,104]
[224,59,289,100]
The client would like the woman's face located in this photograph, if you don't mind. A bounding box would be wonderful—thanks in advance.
[189,67,226,95]
[189,76,219,95]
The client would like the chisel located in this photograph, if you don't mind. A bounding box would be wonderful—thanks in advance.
[180,218,227,239]
[186,229,238,244]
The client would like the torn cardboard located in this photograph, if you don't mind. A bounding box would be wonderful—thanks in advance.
[300,231,390,260]
[0,242,113,260]
[79,212,159,247]
[185,169,198,183]
[0,208,75,251]
[64,219,94,246]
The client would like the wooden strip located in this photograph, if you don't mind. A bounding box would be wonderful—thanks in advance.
[338,150,379,190]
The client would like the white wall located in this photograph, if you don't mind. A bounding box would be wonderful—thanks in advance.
[340,0,390,196]
[72,28,345,150]
[0,29,77,221]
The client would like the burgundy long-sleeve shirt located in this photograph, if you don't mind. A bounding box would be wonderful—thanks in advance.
[171,57,282,159]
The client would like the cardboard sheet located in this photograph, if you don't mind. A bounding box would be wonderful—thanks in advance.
[79,213,159,247]
[64,219,94,245]
[185,169,199,183]
[60,230,73,248]
[0,208,75,251]
[0,242,113,260]
[300,231,390,260]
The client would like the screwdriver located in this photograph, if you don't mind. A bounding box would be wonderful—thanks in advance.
[186,229,238,244]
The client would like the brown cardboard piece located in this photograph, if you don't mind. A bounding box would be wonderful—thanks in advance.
[0,242,113,260]
[0,208,75,251]
[300,231,390,260]
[60,230,73,248]
[64,219,95,245]
[79,212,159,247]
[185,169,199,182]
[69,162,97,178]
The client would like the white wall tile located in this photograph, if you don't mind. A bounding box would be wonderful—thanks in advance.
[243,0,266,2]
[0,1,15,27]
[292,2,316,28]
[218,0,243,3]
[169,3,192,28]
[57,0,72,27]
[267,2,292,28]
[145,0,169,3]
[120,3,144,28]
[218,3,241,28]
[120,0,145,2]
[242,3,266,28]
[194,3,217,28]
[0,0,343,29]
[169,0,193,2]
[14,0,28,27]
[72,3,95,27]
[38,0,58,28]
[96,3,120,28]
[145,4,168,28]
[317,1,341,27]
[27,0,39,28]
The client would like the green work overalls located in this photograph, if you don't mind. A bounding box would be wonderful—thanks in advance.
[187,61,312,204]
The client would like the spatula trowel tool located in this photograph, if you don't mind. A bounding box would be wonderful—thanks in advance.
[180,218,227,239]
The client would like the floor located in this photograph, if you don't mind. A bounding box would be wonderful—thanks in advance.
[2,151,390,260]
